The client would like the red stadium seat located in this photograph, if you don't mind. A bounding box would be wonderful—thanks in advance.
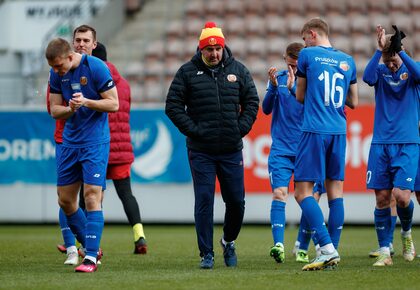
[245,15,266,37]
[332,36,352,55]
[306,0,326,15]
[165,20,184,41]
[327,16,351,36]
[347,0,368,14]
[389,0,411,13]
[265,15,288,37]
[350,15,371,35]
[225,16,246,38]
[352,35,375,57]
[367,0,389,13]
[325,0,348,14]
[391,13,413,34]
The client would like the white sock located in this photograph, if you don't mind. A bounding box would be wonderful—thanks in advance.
[380,246,390,256]
[85,255,97,264]
[320,243,335,254]
[66,245,77,254]
[222,238,234,246]
[315,244,320,254]
[401,229,412,237]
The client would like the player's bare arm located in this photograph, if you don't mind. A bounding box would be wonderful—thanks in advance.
[50,92,75,119]
[345,83,359,110]
[73,86,119,112]
[295,76,306,104]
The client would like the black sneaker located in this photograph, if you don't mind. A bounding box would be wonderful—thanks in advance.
[220,239,237,267]
[200,253,214,269]
[134,237,147,254]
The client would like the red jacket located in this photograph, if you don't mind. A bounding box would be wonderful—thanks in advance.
[106,61,134,165]
[46,84,66,144]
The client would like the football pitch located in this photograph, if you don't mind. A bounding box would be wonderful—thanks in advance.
[0,225,419,290]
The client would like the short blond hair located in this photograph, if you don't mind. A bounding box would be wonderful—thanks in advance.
[301,18,329,36]
[45,38,72,61]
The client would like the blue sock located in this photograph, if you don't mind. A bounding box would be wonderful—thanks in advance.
[85,210,104,259]
[299,196,331,247]
[297,214,312,251]
[328,198,344,250]
[397,200,414,232]
[59,208,75,248]
[270,200,286,245]
[66,208,87,247]
[374,207,391,248]
[390,215,397,244]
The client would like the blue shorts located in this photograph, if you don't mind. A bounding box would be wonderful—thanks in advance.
[56,143,109,189]
[268,153,295,190]
[366,144,418,191]
[415,149,420,191]
[55,142,62,161]
[313,180,326,195]
[295,132,346,182]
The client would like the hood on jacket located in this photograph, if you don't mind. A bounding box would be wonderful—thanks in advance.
[106,61,121,83]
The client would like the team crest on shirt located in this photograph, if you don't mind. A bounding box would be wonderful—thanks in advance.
[339,61,349,71]
[227,74,237,82]
[400,72,409,80]
[80,76,88,85]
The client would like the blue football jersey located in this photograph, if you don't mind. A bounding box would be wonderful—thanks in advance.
[363,50,420,144]
[263,70,303,156]
[297,46,357,134]
[49,55,115,148]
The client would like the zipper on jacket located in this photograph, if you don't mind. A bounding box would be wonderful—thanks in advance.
[212,70,221,113]
[212,70,223,151]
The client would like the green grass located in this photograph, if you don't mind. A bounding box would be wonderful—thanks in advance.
[0,225,419,290]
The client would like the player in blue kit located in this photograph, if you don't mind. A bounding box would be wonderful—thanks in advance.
[46,38,119,273]
[294,18,358,271]
[363,25,420,267]
[415,152,420,248]
[264,42,330,265]
[416,129,420,259]
[263,42,305,263]
[292,181,327,261]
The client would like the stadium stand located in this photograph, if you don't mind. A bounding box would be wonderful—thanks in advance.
[4,0,417,105]
[104,0,418,105]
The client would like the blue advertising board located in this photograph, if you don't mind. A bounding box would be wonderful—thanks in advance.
[0,108,191,184]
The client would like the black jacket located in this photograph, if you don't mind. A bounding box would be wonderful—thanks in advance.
[165,46,259,154]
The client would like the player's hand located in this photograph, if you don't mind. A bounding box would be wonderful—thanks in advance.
[376,25,386,51]
[390,24,406,55]
[68,102,77,112]
[267,67,278,87]
[286,64,295,90]
[69,92,85,111]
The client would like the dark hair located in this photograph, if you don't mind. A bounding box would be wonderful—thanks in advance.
[45,38,72,61]
[92,42,107,61]
[73,24,97,41]
[286,42,304,59]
